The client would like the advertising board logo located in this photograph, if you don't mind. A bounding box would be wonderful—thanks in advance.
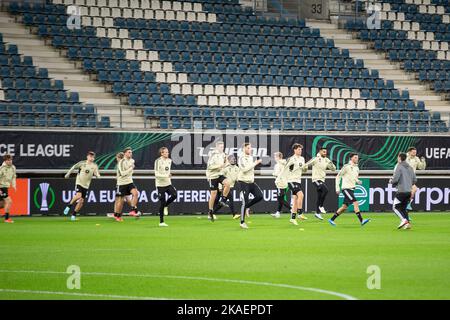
[34,182,55,211]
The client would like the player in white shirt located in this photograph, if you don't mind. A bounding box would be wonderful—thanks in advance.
[237,143,263,229]
[154,147,177,227]
[271,152,290,219]
[303,147,336,220]
[213,155,240,220]
[276,143,308,226]
[329,153,370,227]
[206,141,231,221]
[113,147,140,222]
[405,147,426,211]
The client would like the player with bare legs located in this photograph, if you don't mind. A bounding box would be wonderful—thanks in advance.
[329,153,370,227]
[276,143,308,226]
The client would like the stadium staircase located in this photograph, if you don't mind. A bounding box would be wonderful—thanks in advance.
[0,9,146,128]
[307,18,450,123]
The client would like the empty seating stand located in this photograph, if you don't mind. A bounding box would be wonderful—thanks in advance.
[346,0,450,95]
[0,32,107,128]
[4,0,448,132]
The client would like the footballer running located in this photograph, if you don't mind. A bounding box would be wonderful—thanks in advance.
[154,147,177,227]
[63,151,100,221]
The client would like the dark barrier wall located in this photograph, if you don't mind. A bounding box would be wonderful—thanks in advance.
[29,177,450,215]
[1,130,450,170]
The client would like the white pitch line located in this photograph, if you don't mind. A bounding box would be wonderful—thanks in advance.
[0,288,171,300]
[0,269,358,300]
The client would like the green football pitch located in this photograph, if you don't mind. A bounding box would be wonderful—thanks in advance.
[0,213,449,300]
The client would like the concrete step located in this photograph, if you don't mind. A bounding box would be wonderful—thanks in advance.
[319,32,352,40]
[378,71,411,80]
[0,16,16,23]
[0,32,32,39]
[316,29,352,40]
[16,50,61,58]
[306,21,337,30]
[422,103,450,121]
[350,52,384,60]
[33,61,77,69]
[95,106,141,116]
[363,63,398,70]
[28,56,66,63]
[64,79,101,86]
[334,38,368,44]
[47,68,84,74]
[2,36,45,46]
[48,71,90,81]
[79,97,122,105]
[120,122,147,129]
[78,92,118,99]
[317,28,348,33]
[410,94,444,101]
[394,80,427,90]
[334,40,368,50]
[19,50,61,58]
[100,117,147,129]
[349,52,385,60]
[377,69,410,76]
[409,90,442,97]
[64,85,106,93]
[0,26,28,35]
[334,40,367,50]
[0,22,23,28]
[11,43,57,52]
[423,101,450,107]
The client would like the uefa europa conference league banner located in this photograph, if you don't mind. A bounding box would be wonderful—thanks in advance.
[1,130,449,170]
[27,177,450,215]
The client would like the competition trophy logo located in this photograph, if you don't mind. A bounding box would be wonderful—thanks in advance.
[39,183,50,211]
[34,182,56,212]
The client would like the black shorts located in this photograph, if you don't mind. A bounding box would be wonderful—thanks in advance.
[0,188,8,199]
[116,183,137,197]
[75,185,88,198]
[342,188,357,205]
[157,185,177,200]
[288,182,303,195]
[314,180,328,191]
[313,180,324,188]
[238,181,263,206]
[394,192,411,207]
[208,175,226,191]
